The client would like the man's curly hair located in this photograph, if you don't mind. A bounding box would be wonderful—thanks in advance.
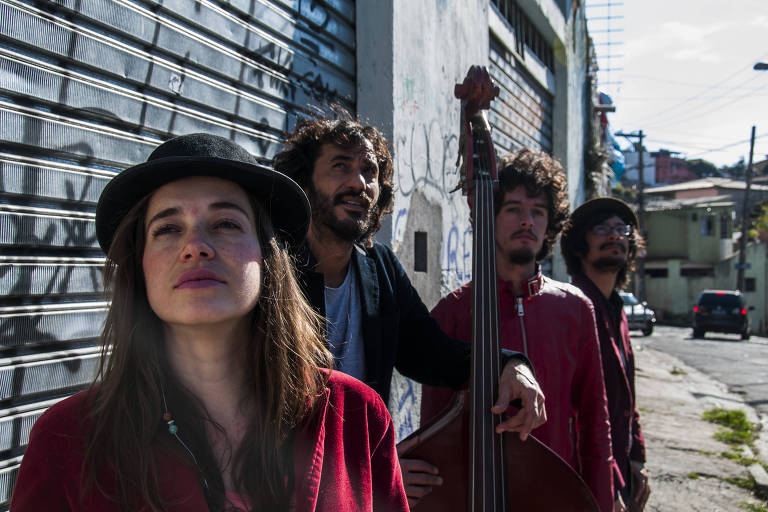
[494,148,570,260]
[273,116,394,248]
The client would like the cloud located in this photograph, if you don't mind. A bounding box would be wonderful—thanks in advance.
[750,15,768,28]
[625,21,735,64]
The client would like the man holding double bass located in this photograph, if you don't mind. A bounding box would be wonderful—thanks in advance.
[272,112,547,506]
[422,148,616,512]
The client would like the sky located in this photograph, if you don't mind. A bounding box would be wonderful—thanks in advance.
[586,0,768,168]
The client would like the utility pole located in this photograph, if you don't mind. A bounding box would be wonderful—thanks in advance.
[736,126,756,292]
[615,130,646,301]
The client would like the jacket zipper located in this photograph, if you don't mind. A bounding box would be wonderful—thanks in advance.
[516,297,528,357]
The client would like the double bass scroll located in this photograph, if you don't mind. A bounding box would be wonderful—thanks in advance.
[398,66,600,512]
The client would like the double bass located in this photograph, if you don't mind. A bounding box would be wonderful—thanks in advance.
[398,66,600,511]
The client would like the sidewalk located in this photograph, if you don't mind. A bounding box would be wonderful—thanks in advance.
[635,343,768,511]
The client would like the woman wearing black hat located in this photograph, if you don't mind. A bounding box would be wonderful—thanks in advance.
[11,134,408,512]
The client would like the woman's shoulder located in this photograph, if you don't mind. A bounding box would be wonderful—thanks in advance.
[31,390,92,439]
[325,371,389,415]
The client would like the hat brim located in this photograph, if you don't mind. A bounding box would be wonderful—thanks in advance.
[96,156,310,252]
[568,197,638,229]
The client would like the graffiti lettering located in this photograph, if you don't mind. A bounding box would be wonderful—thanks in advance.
[393,208,407,245]
[396,120,459,200]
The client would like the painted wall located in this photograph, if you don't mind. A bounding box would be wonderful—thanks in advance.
[646,204,733,263]
[360,0,489,442]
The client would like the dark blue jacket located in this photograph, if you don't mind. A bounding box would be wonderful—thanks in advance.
[295,241,474,406]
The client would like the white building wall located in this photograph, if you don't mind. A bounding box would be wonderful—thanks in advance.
[623,151,657,185]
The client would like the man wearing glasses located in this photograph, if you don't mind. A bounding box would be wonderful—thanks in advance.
[561,198,650,512]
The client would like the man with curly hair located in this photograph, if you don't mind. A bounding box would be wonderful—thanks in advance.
[561,198,649,512]
[422,148,616,512]
[273,117,546,506]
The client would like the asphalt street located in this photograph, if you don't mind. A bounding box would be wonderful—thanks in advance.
[634,324,768,419]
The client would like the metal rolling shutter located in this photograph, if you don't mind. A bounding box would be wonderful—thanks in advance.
[0,0,355,506]
[489,35,553,155]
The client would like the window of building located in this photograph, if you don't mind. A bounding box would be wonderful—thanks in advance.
[491,0,554,70]
[745,277,756,292]
[701,216,714,236]
[719,214,730,239]
[414,231,427,273]
[680,267,715,277]
[646,268,668,278]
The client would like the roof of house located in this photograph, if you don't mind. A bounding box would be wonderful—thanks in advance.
[645,177,768,195]
[645,196,735,212]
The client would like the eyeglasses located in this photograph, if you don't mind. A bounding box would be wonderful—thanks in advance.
[591,223,633,236]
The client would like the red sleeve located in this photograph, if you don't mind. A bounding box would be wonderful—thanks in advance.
[11,403,76,511]
[573,299,615,512]
[630,406,646,464]
[624,323,647,465]
[370,409,409,511]
[420,294,469,425]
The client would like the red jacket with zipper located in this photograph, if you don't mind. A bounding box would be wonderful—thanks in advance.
[11,371,408,512]
[422,270,615,512]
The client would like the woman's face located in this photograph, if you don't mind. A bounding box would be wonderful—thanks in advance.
[142,176,263,330]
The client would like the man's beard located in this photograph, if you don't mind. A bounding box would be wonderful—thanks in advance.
[310,188,375,242]
[591,242,628,273]
[505,247,536,265]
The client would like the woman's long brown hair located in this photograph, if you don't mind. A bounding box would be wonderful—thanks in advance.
[82,192,332,511]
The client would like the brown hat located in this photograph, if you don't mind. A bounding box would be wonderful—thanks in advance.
[567,197,638,230]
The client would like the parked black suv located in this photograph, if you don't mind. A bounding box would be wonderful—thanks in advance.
[692,290,751,340]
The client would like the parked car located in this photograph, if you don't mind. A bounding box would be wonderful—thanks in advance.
[692,290,751,340]
[619,291,656,336]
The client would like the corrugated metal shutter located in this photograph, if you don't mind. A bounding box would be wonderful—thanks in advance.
[488,35,553,155]
[0,0,355,506]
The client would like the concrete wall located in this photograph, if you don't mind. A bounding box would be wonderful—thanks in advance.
[358,0,488,441]
[623,151,656,185]
[725,243,767,335]
[646,209,688,259]
[646,205,732,264]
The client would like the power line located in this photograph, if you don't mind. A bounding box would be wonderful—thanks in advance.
[643,78,767,130]
[632,56,768,127]
[620,73,768,89]
[686,133,768,158]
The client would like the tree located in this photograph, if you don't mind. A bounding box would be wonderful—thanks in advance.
[748,199,768,243]
[687,159,720,178]
[720,157,746,179]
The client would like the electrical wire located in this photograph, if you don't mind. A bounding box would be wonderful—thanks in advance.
[644,80,768,131]
[628,53,768,127]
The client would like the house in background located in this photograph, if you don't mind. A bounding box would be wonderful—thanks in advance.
[621,148,698,186]
[645,177,768,225]
[644,198,767,335]
[653,149,698,184]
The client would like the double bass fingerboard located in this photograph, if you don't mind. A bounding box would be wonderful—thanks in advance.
[468,111,508,512]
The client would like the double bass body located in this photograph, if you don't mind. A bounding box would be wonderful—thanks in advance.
[399,390,600,511]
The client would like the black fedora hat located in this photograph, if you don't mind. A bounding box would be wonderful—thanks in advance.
[567,197,638,231]
[96,133,310,252]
